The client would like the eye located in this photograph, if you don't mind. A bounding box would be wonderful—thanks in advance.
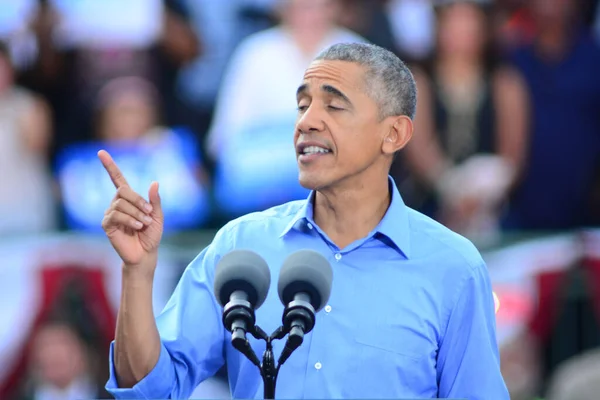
[328,105,343,111]
[297,104,308,112]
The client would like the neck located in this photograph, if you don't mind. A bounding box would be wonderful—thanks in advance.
[437,56,482,78]
[313,173,391,249]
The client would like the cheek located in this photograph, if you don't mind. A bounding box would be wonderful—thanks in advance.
[335,130,379,165]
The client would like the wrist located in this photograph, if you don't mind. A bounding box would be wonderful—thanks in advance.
[122,257,158,283]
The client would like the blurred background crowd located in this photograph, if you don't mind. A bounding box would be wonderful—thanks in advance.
[0,0,600,399]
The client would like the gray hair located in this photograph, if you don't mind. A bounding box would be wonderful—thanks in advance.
[314,42,417,120]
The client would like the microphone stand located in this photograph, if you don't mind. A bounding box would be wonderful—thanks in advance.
[224,294,316,399]
[232,325,294,399]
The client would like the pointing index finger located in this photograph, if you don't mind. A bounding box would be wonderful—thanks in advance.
[98,150,129,188]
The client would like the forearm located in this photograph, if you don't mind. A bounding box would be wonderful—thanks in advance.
[114,264,161,388]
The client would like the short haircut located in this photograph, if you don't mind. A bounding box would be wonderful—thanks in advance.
[315,42,417,120]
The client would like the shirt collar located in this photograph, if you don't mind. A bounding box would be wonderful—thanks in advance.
[279,176,411,258]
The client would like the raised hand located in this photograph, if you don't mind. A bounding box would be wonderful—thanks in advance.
[98,150,164,268]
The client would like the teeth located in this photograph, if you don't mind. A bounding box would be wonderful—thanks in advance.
[302,146,330,155]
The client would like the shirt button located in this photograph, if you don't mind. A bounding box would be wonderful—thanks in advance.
[324,305,332,313]
[307,223,313,230]
[315,362,322,370]
[334,253,342,261]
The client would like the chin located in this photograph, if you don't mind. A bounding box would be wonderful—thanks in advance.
[298,172,325,191]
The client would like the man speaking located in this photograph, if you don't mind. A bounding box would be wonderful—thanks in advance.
[100,43,509,399]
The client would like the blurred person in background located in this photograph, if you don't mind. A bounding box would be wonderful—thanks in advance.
[400,0,529,242]
[205,0,365,217]
[18,319,107,400]
[93,76,163,143]
[503,0,600,231]
[16,0,200,168]
[493,0,536,51]
[0,41,56,235]
[336,0,400,57]
[56,75,210,232]
[173,0,280,150]
[0,0,40,72]
[545,347,600,400]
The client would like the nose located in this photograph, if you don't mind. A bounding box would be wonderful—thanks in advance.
[296,104,325,135]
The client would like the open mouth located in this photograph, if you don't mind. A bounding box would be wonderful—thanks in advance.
[301,146,331,155]
[296,142,333,163]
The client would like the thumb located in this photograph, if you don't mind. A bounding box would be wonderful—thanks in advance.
[148,181,163,221]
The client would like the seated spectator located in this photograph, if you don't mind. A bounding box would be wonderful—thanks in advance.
[0,41,56,235]
[400,0,529,241]
[206,0,365,217]
[55,76,211,232]
[504,0,600,231]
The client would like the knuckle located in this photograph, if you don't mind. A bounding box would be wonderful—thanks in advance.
[113,170,124,183]
[102,212,114,228]
[116,186,128,198]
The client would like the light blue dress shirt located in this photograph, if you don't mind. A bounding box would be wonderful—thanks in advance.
[106,177,509,399]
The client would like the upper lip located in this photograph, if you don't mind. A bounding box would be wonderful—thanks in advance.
[296,140,331,154]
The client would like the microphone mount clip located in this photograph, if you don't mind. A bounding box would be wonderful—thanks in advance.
[226,312,311,399]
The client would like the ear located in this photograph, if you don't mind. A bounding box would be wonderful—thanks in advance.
[382,116,413,156]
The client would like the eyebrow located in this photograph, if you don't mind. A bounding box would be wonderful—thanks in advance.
[296,83,353,106]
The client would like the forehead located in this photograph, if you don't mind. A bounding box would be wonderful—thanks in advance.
[301,60,366,93]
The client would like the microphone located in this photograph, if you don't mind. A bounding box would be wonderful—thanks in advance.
[214,250,271,366]
[277,250,333,365]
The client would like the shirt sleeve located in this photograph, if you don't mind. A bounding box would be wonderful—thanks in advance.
[436,259,510,400]
[105,228,231,399]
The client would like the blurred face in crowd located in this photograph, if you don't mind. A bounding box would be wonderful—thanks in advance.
[100,90,156,142]
[30,324,88,389]
[437,2,487,60]
[294,60,408,190]
[280,0,339,35]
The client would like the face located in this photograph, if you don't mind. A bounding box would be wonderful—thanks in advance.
[294,60,411,190]
[280,0,338,34]
[101,92,156,141]
[437,2,487,59]
[30,324,87,389]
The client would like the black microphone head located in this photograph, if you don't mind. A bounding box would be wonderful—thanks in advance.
[277,250,333,312]
[214,250,271,309]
